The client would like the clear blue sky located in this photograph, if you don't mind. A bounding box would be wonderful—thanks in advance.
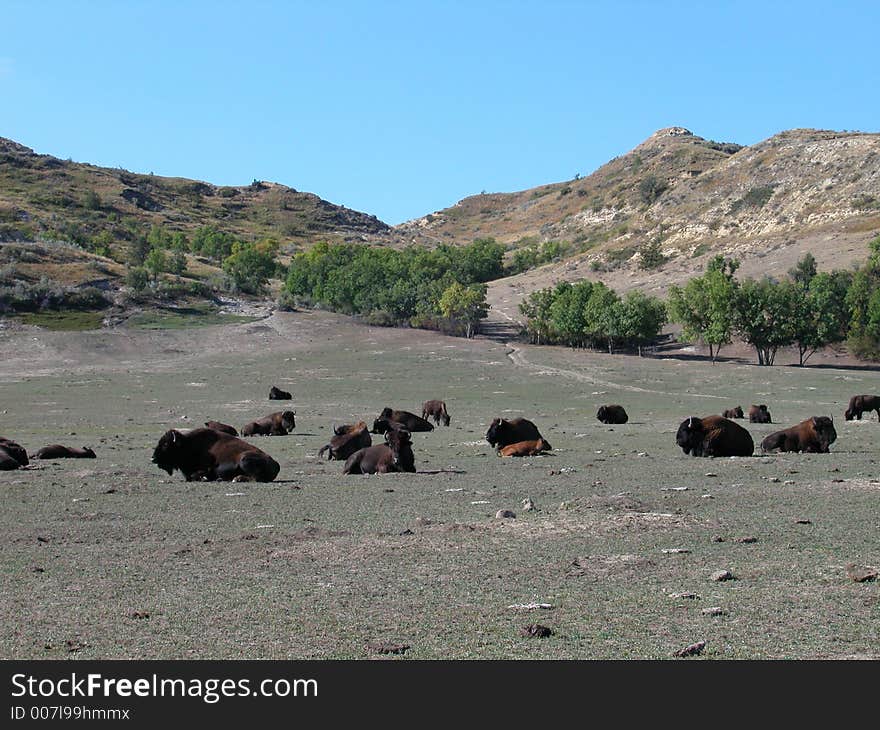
[3,1,878,225]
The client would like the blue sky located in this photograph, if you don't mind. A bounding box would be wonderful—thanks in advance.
[3,1,878,225]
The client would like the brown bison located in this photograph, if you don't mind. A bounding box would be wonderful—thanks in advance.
[748,404,772,423]
[498,438,552,457]
[152,427,280,482]
[597,405,628,424]
[0,437,29,470]
[318,421,372,460]
[204,421,238,436]
[761,416,837,453]
[844,395,880,421]
[33,445,96,459]
[343,428,415,474]
[422,399,451,426]
[722,406,744,419]
[372,408,434,433]
[485,417,549,451]
[676,415,754,457]
[241,410,296,436]
[269,386,292,400]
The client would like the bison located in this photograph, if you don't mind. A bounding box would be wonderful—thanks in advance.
[204,421,238,436]
[343,428,416,474]
[761,417,837,453]
[597,405,628,424]
[676,415,754,457]
[241,410,296,436]
[152,427,280,482]
[318,421,372,460]
[33,445,96,459]
[722,406,744,419]
[844,395,880,421]
[422,400,451,427]
[498,438,552,457]
[485,417,549,451]
[748,404,772,423]
[0,437,29,470]
[372,408,434,433]
[269,386,292,400]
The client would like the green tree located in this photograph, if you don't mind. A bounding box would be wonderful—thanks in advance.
[789,252,817,291]
[129,233,150,266]
[438,282,489,338]
[125,266,149,293]
[144,248,168,281]
[222,242,278,294]
[618,291,668,356]
[733,278,800,365]
[791,271,850,365]
[519,287,557,344]
[168,249,188,277]
[583,282,621,353]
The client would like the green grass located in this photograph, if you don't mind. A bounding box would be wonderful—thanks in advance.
[17,309,105,331]
[1,311,878,659]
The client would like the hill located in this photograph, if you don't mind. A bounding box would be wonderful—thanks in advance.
[396,127,880,322]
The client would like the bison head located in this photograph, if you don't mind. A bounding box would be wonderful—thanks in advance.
[441,412,451,427]
[371,417,393,434]
[733,406,744,418]
[676,417,705,456]
[380,407,393,419]
[152,429,184,475]
[811,416,837,451]
[281,411,296,431]
[385,428,414,470]
[596,406,608,422]
[485,418,506,448]
[844,408,855,421]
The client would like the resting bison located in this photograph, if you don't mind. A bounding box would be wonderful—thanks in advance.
[152,427,280,482]
[597,405,628,424]
[498,438,552,457]
[343,428,415,474]
[748,404,772,423]
[676,415,754,457]
[242,410,296,436]
[485,417,549,451]
[723,406,744,419]
[269,386,292,401]
[318,421,372,460]
[204,421,238,436]
[844,395,880,421]
[761,417,837,453]
[422,400,451,426]
[372,408,434,433]
[33,445,96,459]
[0,437,29,470]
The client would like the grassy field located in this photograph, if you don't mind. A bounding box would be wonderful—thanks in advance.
[0,311,878,659]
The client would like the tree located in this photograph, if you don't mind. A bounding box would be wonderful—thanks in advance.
[125,266,149,293]
[583,282,620,353]
[222,242,278,295]
[733,278,800,365]
[791,271,850,365]
[618,291,667,356]
[438,282,488,338]
[519,287,557,344]
[168,249,188,277]
[550,281,593,347]
[667,257,739,362]
[789,252,817,291]
[128,234,150,266]
[144,248,168,282]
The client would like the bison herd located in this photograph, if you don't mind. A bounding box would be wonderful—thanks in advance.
[2,391,878,481]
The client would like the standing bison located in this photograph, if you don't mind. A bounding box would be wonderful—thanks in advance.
[242,411,296,436]
[152,428,280,482]
[844,395,880,421]
[761,417,837,453]
[422,400,451,426]
[485,417,549,451]
[723,406,744,419]
[676,415,754,457]
[343,428,415,474]
[748,404,772,423]
[0,437,29,470]
[318,421,372,460]
[597,405,628,424]
[372,408,434,433]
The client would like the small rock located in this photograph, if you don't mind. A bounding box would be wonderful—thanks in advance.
[669,592,700,600]
[130,611,150,619]
[845,563,878,583]
[711,570,735,582]
[662,548,691,554]
[521,624,553,638]
[768,477,781,483]
[398,529,414,536]
[831,479,844,483]
[383,488,394,493]
[521,498,536,511]
[508,602,553,610]
[495,509,516,519]
[704,472,717,477]
[673,640,706,657]
[711,536,725,543]
[104,488,117,494]
[795,519,812,525]
[784,480,795,485]
[32,567,45,573]
[736,536,758,544]
[65,639,86,653]
[701,607,726,617]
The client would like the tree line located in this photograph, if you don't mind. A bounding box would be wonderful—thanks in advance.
[281,238,504,337]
